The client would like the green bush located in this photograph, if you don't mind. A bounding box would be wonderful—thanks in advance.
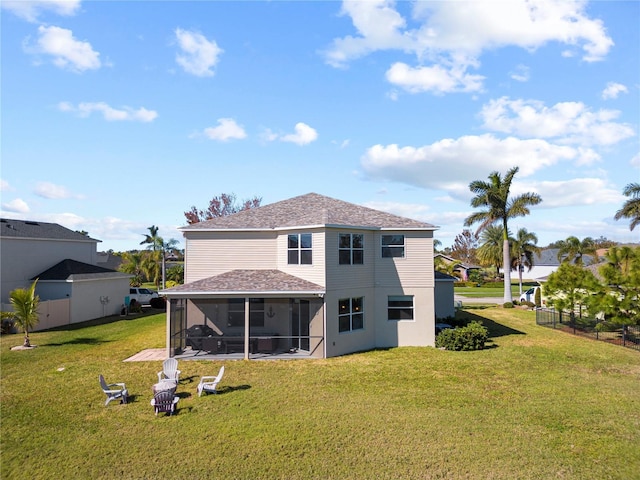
[435,321,488,351]
[503,302,514,308]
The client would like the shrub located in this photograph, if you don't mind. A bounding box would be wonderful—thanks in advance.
[503,302,514,308]
[534,286,542,307]
[435,321,488,351]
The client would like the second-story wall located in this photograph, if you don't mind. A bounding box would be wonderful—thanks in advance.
[184,231,278,283]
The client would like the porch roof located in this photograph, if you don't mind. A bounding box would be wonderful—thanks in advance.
[160,269,325,298]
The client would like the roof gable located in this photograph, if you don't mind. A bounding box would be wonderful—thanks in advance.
[181,193,437,231]
[33,259,123,281]
[0,218,99,242]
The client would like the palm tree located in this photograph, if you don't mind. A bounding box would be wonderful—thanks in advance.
[9,279,40,347]
[556,236,597,265]
[464,166,543,304]
[119,251,145,286]
[614,182,640,231]
[510,228,541,295]
[140,225,161,251]
[476,225,506,277]
[158,237,180,289]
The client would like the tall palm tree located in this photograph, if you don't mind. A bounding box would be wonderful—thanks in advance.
[510,228,541,295]
[614,182,640,231]
[158,237,180,289]
[464,166,543,303]
[140,225,161,251]
[9,279,40,347]
[476,225,506,277]
[556,236,597,265]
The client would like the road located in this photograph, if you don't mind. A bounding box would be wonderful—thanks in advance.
[454,294,502,305]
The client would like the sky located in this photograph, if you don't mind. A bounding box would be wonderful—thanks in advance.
[1,0,639,253]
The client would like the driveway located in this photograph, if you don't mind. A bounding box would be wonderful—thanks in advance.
[455,294,502,304]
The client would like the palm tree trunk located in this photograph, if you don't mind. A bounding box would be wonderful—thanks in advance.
[503,238,512,304]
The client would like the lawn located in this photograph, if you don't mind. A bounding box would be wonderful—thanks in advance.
[2,308,639,479]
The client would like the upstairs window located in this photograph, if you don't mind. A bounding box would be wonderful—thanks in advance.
[288,233,313,265]
[338,297,364,333]
[339,233,364,265]
[381,234,405,258]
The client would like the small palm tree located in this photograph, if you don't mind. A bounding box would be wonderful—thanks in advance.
[465,166,542,303]
[556,236,597,265]
[614,182,640,231]
[510,228,541,295]
[476,225,506,277]
[9,279,40,348]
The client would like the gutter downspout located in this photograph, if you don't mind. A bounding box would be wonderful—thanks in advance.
[244,297,250,360]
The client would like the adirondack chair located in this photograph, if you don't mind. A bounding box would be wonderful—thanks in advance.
[157,358,181,383]
[99,374,128,406]
[197,365,225,396]
[150,389,179,416]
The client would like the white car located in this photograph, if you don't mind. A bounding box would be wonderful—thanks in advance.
[128,287,158,305]
[519,286,539,303]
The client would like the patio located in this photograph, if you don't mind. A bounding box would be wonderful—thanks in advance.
[123,347,313,362]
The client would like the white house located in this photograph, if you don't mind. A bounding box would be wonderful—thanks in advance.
[161,193,447,359]
[0,218,130,329]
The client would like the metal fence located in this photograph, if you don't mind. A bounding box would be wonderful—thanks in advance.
[536,308,640,352]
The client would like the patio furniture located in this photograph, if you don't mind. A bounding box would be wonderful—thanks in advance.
[197,366,225,396]
[151,389,179,416]
[224,337,257,354]
[152,379,177,395]
[201,336,222,354]
[186,324,216,350]
[157,358,181,383]
[256,335,279,353]
[99,374,128,406]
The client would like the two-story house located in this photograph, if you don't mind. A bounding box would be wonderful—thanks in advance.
[161,193,440,359]
[0,218,131,328]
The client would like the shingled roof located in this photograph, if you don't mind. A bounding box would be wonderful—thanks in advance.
[0,218,99,242]
[33,259,130,281]
[181,193,437,231]
[162,269,324,296]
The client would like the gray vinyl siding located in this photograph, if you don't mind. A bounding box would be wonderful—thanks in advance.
[374,231,434,288]
[184,232,278,283]
[325,229,375,290]
[277,229,326,288]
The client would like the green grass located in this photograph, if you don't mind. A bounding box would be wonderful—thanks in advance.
[455,283,535,298]
[2,309,639,479]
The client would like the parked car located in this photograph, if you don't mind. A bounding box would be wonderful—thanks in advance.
[519,286,540,303]
[128,287,159,306]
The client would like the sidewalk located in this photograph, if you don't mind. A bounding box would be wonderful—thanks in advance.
[454,294,502,304]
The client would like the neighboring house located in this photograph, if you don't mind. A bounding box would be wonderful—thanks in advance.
[0,218,130,329]
[435,254,482,281]
[507,249,597,281]
[162,192,443,359]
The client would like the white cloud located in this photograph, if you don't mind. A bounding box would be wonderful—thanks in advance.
[202,118,247,141]
[529,178,622,208]
[385,62,484,94]
[279,123,318,146]
[0,179,12,191]
[479,97,635,146]
[360,134,596,193]
[33,182,82,199]
[58,101,158,122]
[1,198,30,214]
[363,200,435,224]
[509,64,530,82]
[174,28,223,77]
[631,153,640,168]
[601,82,628,100]
[323,0,613,94]
[1,0,81,22]
[26,25,101,73]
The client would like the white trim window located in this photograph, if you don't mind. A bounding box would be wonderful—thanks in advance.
[288,233,312,265]
[338,297,364,333]
[339,233,364,265]
[381,234,405,258]
[388,295,414,321]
